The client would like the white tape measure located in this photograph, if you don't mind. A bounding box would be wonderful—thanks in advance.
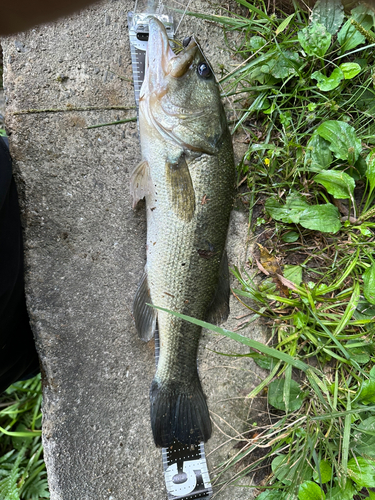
[127,11,174,106]
[163,441,213,499]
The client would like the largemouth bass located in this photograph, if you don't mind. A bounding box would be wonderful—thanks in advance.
[131,17,235,447]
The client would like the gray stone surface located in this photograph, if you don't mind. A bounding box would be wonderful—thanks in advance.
[2,2,267,498]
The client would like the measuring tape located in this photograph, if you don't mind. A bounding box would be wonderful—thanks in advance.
[127,11,174,106]
[128,8,213,498]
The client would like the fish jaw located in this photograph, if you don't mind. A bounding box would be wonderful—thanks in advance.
[141,17,198,100]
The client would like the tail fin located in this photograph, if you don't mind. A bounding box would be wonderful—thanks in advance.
[150,377,212,447]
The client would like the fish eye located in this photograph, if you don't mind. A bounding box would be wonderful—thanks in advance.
[197,62,212,79]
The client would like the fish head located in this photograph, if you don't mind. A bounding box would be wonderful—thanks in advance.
[140,17,228,155]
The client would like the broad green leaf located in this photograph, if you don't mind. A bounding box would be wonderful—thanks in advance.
[368,489,375,500]
[314,170,355,200]
[268,378,307,412]
[262,51,301,79]
[298,24,331,57]
[340,62,361,79]
[329,479,356,500]
[284,265,303,286]
[354,155,368,179]
[265,193,309,223]
[338,19,365,52]
[311,0,344,34]
[354,299,375,320]
[366,150,375,194]
[346,340,372,364]
[282,231,299,242]
[347,456,375,487]
[266,195,341,233]
[305,132,332,171]
[271,455,312,486]
[298,480,326,500]
[356,379,375,404]
[337,5,374,52]
[298,204,341,233]
[293,311,308,328]
[311,68,343,91]
[363,264,375,305]
[317,121,362,165]
[352,417,375,458]
[358,225,372,237]
[312,460,333,484]
[249,36,266,51]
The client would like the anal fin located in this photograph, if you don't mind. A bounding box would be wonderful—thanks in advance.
[206,250,230,325]
[133,272,157,342]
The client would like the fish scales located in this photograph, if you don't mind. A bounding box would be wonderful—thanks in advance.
[131,17,235,448]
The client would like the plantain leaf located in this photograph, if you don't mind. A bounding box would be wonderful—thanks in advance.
[356,379,375,404]
[329,479,356,500]
[340,62,361,79]
[266,194,341,233]
[317,121,362,165]
[282,231,299,242]
[312,460,333,484]
[298,204,341,233]
[268,378,307,412]
[265,193,309,223]
[284,265,303,286]
[352,417,375,458]
[311,68,344,91]
[298,23,331,57]
[347,457,375,487]
[311,0,344,34]
[305,132,332,171]
[314,170,355,200]
[337,5,374,52]
[298,480,326,500]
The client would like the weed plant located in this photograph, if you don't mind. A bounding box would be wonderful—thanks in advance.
[183,1,375,499]
[0,375,48,500]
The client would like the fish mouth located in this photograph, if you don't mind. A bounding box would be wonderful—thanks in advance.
[145,17,198,89]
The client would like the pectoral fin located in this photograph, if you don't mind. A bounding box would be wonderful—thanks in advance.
[130,160,153,208]
[133,272,157,342]
[206,250,230,325]
[165,156,195,222]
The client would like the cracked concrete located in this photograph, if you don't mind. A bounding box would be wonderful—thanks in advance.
[1,1,267,498]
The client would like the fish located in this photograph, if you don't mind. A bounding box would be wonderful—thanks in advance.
[131,17,235,448]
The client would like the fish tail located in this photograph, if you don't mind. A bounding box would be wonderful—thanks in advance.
[150,376,212,447]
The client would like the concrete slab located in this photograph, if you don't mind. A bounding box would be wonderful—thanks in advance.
[2,2,267,498]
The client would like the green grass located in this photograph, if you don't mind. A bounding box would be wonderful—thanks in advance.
[0,375,49,500]
[186,1,375,499]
